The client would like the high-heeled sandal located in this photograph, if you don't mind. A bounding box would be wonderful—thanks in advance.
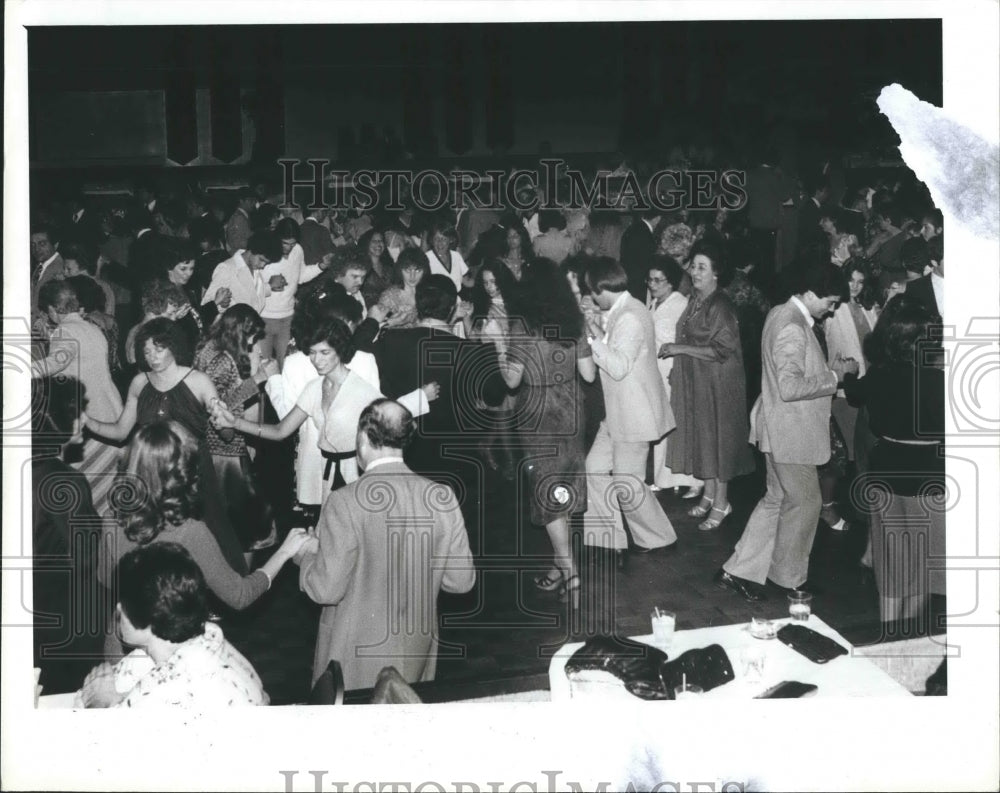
[533,568,564,592]
[687,497,714,518]
[559,574,582,605]
[698,503,732,531]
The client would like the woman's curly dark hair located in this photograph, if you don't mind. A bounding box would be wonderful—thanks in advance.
[113,421,202,545]
[506,257,584,340]
[199,303,265,378]
[470,258,516,326]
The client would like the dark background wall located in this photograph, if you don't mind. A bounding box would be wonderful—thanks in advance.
[27,21,943,168]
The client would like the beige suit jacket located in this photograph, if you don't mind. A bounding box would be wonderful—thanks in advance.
[750,299,838,464]
[592,293,674,443]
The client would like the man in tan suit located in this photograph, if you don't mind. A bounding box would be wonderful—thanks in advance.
[716,265,856,601]
[582,257,678,558]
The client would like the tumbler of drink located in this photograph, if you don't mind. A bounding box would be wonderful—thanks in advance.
[651,608,676,648]
[740,645,766,683]
[673,682,703,700]
[787,590,813,621]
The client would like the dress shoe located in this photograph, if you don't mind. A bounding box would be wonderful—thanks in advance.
[713,569,765,602]
[632,542,678,555]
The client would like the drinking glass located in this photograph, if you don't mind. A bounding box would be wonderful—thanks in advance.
[788,590,813,621]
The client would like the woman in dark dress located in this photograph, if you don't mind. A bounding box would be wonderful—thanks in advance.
[501,260,597,606]
[844,302,945,624]
[82,317,248,575]
[661,239,755,530]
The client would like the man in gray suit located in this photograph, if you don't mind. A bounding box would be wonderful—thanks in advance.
[582,257,678,558]
[296,399,476,691]
[716,265,857,601]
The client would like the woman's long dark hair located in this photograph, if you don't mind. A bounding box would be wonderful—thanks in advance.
[506,257,584,340]
[199,304,265,378]
[470,259,516,326]
[112,421,202,545]
[356,227,394,272]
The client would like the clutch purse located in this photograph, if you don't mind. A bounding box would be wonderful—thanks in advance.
[657,644,735,698]
[564,637,735,700]
[776,624,848,664]
[564,636,669,700]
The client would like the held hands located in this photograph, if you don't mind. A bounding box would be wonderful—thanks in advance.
[831,355,859,380]
[79,662,124,708]
[268,274,288,292]
[208,397,237,429]
[278,527,311,559]
[421,381,441,402]
[215,287,233,309]
[292,531,320,565]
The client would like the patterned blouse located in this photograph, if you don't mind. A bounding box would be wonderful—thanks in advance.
[81,622,268,708]
[193,339,260,457]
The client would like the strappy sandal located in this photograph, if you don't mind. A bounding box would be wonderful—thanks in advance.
[687,497,714,518]
[698,503,732,531]
[533,568,564,592]
[559,574,582,606]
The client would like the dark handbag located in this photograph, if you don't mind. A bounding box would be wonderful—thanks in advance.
[564,636,669,700]
[656,644,735,699]
[776,624,848,664]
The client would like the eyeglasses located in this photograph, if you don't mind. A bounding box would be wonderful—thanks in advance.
[646,277,667,285]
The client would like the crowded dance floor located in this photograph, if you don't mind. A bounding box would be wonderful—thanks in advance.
[21,20,958,715]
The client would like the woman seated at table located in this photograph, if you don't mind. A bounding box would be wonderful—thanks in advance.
[101,420,310,613]
[77,543,269,708]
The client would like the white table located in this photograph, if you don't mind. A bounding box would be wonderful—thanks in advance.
[36,692,79,709]
[549,615,912,701]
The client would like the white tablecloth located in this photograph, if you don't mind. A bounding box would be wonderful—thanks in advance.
[549,615,913,701]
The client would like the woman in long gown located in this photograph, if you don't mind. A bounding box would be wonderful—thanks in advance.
[647,256,702,494]
[662,240,755,531]
[500,260,596,607]
[82,317,248,574]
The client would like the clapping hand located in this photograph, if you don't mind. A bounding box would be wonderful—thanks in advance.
[421,381,441,403]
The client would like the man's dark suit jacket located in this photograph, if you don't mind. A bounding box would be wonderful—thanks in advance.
[903,274,942,321]
[374,327,506,491]
[619,216,656,300]
[795,198,828,262]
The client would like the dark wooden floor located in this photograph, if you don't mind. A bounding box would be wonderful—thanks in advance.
[224,454,946,705]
